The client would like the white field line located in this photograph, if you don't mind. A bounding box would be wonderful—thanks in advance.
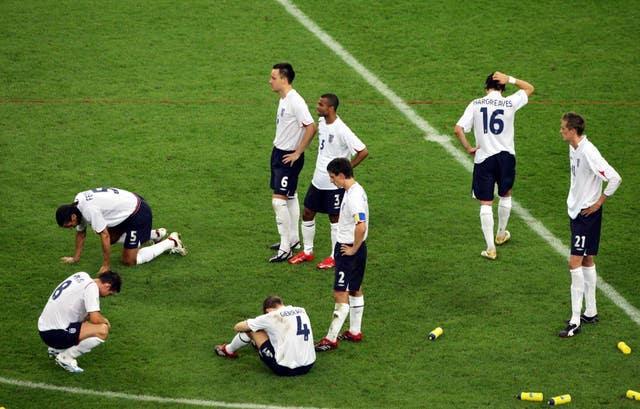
[0,376,329,409]
[277,0,640,326]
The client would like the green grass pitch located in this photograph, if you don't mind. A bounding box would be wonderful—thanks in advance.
[1,1,638,408]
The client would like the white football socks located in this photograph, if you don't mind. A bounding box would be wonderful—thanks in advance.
[272,198,291,252]
[287,193,300,245]
[227,332,251,353]
[66,337,104,359]
[326,303,349,342]
[301,219,315,254]
[136,239,174,264]
[497,196,512,238]
[569,267,585,325]
[348,295,364,335]
[582,264,598,317]
[480,205,495,251]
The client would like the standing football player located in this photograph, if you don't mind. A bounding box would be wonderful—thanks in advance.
[454,71,534,260]
[56,187,186,273]
[558,112,621,338]
[268,62,317,263]
[315,158,369,351]
[289,93,369,269]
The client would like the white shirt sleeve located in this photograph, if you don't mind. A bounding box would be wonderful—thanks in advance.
[584,144,622,197]
[84,281,101,313]
[456,102,475,133]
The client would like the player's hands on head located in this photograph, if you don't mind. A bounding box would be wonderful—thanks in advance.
[492,71,509,84]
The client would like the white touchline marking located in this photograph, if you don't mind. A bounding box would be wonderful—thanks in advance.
[277,0,640,326]
[0,376,330,409]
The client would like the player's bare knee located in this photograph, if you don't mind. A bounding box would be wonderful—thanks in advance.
[97,323,110,339]
[121,256,137,266]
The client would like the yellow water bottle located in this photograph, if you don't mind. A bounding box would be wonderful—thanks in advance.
[517,392,543,401]
[548,394,571,405]
[627,390,640,400]
[428,327,443,340]
[618,341,631,354]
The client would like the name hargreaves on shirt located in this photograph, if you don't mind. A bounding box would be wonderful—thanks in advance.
[474,98,513,108]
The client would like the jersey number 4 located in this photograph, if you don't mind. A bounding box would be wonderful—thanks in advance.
[296,316,310,340]
[480,108,504,135]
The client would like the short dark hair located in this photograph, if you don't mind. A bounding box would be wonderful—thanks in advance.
[327,157,353,178]
[56,203,81,227]
[321,93,340,111]
[272,62,295,84]
[262,295,283,313]
[98,270,122,294]
[485,72,506,92]
[562,112,585,135]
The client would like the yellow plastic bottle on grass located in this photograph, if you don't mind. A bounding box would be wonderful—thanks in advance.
[517,392,543,401]
[428,327,443,340]
[548,394,571,405]
[618,341,631,354]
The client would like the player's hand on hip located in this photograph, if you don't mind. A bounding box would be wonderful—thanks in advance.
[340,244,356,256]
[580,203,601,217]
[282,152,300,165]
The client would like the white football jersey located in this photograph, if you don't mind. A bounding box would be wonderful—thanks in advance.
[247,305,316,369]
[312,116,367,190]
[567,136,621,219]
[38,272,100,331]
[337,182,369,244]
[273,89,314,151]
[456,89,529,163]
[74,187,138,233]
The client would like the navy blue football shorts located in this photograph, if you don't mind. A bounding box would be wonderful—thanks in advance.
[270,147,304,197]
[333,241,367,292]
[472,151,515,201]
[114,195,152,248]
[258,339,314,376]
[570,207,602,256]
[39,322,82,349]
[303,184,344,215]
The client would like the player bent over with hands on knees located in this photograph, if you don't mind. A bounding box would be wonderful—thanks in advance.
[38,270,122,373]
[314,158,368,352]
[56,187,186,274]
[558,112,621,338]
[289,93,369,269]
[454,71,534,260]
[214,295,316,376]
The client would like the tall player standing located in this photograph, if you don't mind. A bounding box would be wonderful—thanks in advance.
[268,62,317,262]
[289,93,368,269]
[454,71,534,260]
[558,112,621,338]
